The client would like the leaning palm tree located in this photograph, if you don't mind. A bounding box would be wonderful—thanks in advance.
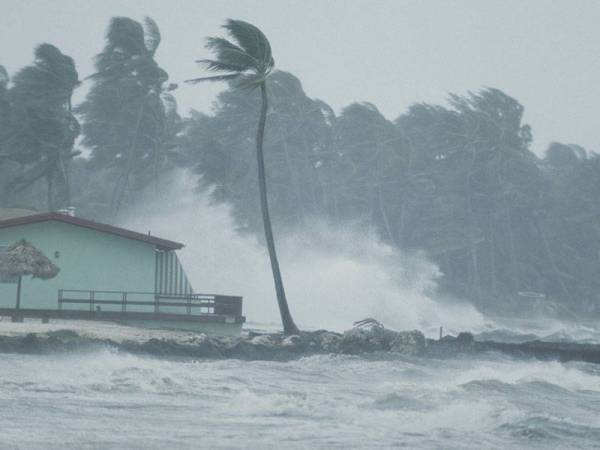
[186,20,300,335]
[0,240,59,320]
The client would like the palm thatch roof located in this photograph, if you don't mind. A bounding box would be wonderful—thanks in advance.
[0,239,59,280]
[0,208,37,221]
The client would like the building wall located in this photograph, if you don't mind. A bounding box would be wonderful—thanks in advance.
[0,221,157,310]
[155,250,193,296]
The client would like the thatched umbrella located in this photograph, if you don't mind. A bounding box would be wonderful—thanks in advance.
[0,239,59,313]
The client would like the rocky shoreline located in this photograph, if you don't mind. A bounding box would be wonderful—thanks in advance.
[1,325,600,364]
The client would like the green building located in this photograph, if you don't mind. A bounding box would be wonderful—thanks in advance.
[0,211,244,335]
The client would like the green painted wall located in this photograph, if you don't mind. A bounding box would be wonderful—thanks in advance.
[0,221,158,311]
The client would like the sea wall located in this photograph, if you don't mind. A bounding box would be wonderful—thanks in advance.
[1,326,600,364]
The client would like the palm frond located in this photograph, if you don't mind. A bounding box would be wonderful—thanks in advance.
[185,73,240,84]
[143,17,161,56]
[236,73,267,89]
[223,20,273,72]
[106,17,147,55]
[196,59,248,73]
[205,37,257,70]
[188,19,274,86]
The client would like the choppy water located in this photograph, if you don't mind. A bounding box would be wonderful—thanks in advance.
[1,343,600,449]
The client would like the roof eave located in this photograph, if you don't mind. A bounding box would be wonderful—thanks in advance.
[0,213,185,251]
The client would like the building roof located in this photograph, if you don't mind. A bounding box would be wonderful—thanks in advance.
[0,212,184,250]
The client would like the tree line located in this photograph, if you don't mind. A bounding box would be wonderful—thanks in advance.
[1,16,599,317]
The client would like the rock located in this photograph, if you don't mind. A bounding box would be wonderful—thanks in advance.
[389,330,426,355]
[282,335,300,347]
[456,332,474,347]
[318,332,342,353]
[250,334,279,347]
[339,326,397,354]
[2,328,600,365]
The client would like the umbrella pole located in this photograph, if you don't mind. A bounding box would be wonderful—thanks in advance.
[12,275,23,323]
[16,275,22,311]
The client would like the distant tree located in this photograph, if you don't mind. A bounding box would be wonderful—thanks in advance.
[0,65,10,161]
[0,65,12,205]
[396,89,541,307]
[178,71,334,230]
[5,45,80,211]
[330,102,405,243]
[539,145,600,311]
[186,20,300,335]
[78,17,178,217]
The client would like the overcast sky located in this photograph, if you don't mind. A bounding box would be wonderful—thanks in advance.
[1,0,599,154]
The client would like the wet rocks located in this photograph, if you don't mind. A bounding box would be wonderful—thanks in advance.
[338,327,426,355]
[390,330,427,355]
[1,326,600,365]
[317,331,342,353]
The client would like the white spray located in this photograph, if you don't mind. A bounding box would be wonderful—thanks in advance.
[123,172,486,335]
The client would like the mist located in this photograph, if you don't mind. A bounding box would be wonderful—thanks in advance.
[123,172,485,335]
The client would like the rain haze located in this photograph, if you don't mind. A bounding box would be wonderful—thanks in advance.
[2,0,600,153]
[2,1,600,449]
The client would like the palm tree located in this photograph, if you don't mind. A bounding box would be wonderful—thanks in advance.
[78,17,175,217]
[186,19,300,335]
[6,44,80,211]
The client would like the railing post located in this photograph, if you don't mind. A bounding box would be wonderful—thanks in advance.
[89,291,94,313]
[58,289,63,310]
[187,295,191,315]
[154,294,159,314]
[122,292,127,312]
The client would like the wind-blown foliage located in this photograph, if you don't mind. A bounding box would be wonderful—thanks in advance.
[0,65,10,162]
[1,18,599,319]
[180,71,334,230]
[187,19,274,88]
[180,77,600,317]
[3,44,80,211]
[77,16,179,218]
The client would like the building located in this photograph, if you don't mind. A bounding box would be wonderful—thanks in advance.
[0,211,244,335]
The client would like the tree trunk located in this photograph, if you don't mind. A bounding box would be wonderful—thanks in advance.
[505,206,520,293]
[488,213,498,295]
[534,216,572,303]
[111,97,147,217]
[257,83,300,335]
[377,184,397,246]
[466,147,482,305]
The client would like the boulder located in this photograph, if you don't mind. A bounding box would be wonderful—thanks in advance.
[339,326,397,354]
[389,330,426,355]
[318,332,342,353]
[282,334,301,347]
[456,332,474,348]
[250,334,278,347]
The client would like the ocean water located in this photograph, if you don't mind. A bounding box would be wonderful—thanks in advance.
[1,344,599,449]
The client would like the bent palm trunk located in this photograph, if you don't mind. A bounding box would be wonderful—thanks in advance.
[257,84,300,335]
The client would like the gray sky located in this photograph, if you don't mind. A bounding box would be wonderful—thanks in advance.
[1,0,599,154]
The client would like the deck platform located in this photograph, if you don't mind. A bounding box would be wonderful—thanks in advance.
[0,289,245,335]
[0,308,244,324]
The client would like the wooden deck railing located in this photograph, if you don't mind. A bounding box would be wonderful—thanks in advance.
[58,289,243,318]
